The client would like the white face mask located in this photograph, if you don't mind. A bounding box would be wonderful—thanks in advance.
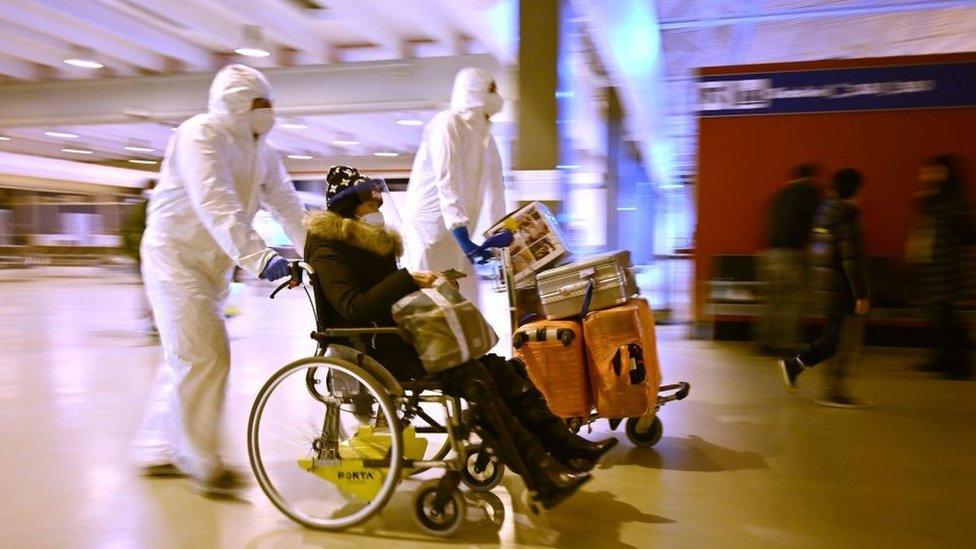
[484,92,504,117]
[249,107,275,135]
[359,211,385,227]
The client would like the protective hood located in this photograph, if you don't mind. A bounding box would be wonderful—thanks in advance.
[449,67,497,114]
[207,64,273,129]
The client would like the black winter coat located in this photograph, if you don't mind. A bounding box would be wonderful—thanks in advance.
[808,198,869,315]
[304,210,426,380]
[767,179,823,249]
[916,191,976,304]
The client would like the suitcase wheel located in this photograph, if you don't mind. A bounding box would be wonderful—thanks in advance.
[558,330,575,346]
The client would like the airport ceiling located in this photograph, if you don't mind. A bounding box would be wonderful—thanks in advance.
[0,0,515,174]
[0,0,975,176]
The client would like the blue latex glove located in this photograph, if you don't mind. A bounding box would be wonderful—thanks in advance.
[451,226,479,255]
[451,226,491,264]
[470,229,515,264]
[483,229,514,249]
[260,255,291,281]
[453,227,515,264]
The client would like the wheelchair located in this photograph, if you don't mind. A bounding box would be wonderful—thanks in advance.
[247,262,525,537]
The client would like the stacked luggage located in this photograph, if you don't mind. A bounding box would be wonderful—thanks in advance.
[498,202,690,447]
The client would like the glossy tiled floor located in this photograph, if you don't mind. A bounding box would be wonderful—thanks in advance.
[0,268,973,548]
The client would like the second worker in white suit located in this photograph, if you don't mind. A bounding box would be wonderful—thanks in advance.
[132,64,307,495]
[403,67,507,308]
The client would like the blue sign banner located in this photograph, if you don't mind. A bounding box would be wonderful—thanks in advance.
[698,61,976,116]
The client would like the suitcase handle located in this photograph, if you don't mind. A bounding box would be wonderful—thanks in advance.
[611,343,647,385]
[580,279,596,317]
[513,327,576,347]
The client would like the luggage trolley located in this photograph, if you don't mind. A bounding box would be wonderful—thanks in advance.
[491,247,691,448]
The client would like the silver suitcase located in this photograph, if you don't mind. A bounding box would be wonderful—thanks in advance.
[537,250,639,319]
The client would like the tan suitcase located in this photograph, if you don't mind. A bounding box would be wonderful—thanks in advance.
[513,320,592,418]
[582,299,661,418]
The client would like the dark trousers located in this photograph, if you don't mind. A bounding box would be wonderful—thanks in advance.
[932,302,972,379]
[758,249,806,351]
[797,314,864,397]
[436,359,546,476]
[435,354,579,477]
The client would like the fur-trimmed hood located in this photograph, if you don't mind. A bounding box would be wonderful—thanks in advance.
[304,210,403,257]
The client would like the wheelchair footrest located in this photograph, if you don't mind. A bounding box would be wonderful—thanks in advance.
[299,425,428,501]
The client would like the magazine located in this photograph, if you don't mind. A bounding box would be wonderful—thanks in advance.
[486,201,568,284]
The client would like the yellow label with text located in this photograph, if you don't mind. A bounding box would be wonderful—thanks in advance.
[298,425,429,501]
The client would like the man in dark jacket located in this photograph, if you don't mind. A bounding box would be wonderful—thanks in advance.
[780,169,870,407]
[758,164,823,355]
[910,155,976,379]
[304,165,615,509]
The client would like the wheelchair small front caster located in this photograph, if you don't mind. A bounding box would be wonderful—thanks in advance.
[412,479,466,537]
[461,444,505,493]
[625,415,663,447]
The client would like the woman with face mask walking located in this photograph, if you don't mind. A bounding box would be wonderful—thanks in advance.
[131,64,307,495]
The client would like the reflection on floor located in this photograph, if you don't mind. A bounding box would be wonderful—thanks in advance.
[0,268,973,548]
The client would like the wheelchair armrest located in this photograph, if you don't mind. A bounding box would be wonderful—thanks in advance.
[400,378,443,392]
[313,327,404,340]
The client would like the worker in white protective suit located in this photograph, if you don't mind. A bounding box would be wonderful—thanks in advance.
[403,67,508,308]
[131,64,307,495]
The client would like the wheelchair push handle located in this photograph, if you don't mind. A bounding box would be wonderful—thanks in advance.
[270,261,315,299]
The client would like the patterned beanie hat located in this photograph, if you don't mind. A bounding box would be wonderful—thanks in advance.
[325,165,385,216]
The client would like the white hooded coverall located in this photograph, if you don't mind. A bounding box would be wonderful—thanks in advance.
[403,68,506,308]
[132,65,307,479]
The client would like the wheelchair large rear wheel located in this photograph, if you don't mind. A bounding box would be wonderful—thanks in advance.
[248,356,403,531]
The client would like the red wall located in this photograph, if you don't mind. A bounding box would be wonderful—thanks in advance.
[695,53,976,321]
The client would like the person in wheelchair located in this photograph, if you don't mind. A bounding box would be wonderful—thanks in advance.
[303,165,617,510]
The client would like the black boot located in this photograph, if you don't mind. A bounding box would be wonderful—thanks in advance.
[515,391,618,473]
[560,438,619,474]
[529,454,592,510]
[445,362,586,488]
[474,422,592,509]
[494,358,620,472]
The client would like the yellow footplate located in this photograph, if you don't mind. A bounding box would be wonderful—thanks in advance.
[298,425,428,501]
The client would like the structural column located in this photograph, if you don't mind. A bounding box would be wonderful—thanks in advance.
[513,0,560,209]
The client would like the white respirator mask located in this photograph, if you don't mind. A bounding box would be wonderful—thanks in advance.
[484,92,504,117]
[249,108,276,135]
[359,211,386,227]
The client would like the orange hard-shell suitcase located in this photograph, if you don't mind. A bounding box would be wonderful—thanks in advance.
[582,298,662,418]
[513,320,592,418]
